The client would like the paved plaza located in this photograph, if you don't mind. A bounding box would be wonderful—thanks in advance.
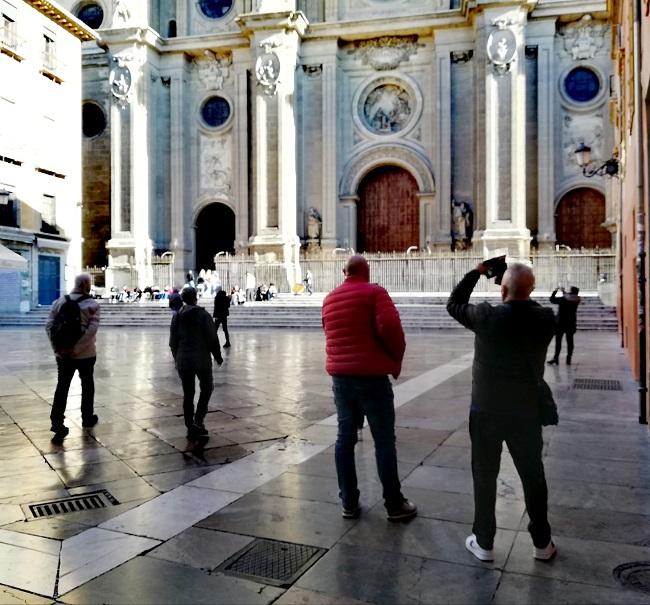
[0,326,648,604]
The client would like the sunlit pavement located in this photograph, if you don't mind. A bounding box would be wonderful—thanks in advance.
[0,327,648,604]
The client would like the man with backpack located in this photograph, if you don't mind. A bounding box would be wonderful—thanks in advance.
[46,273,101,441]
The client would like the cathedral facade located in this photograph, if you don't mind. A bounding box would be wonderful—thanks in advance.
[61,0,615,287]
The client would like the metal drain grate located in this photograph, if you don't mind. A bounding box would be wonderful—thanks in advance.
[217,539,325,587]
[573,378,622,391]
[613,562,650,593]
[24,489,119,519]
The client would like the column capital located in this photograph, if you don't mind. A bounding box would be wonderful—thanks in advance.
[339,195,360,205]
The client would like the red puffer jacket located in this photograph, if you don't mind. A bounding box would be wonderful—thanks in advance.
[322,276,406,378]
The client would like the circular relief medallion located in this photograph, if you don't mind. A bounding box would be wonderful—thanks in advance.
[361,82,413,135]
[109,63,131,100]
[564,66,601,103]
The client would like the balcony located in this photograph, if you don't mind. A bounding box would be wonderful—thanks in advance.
[40,51,64,84]
[0,25,24,61]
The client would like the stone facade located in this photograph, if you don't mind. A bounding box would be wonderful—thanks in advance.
[0,0,94,309]
[60,0,615,288]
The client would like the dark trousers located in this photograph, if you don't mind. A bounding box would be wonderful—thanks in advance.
[51,356,96,428]
[469,411,551,550]
[177,366,213,428]
[214,317,230,345]
[332,375,404,510]
[553,328,575,361]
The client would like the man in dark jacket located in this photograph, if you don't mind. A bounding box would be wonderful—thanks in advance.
[447,262,557,562]
[213,288,231,348]
[547,286,581,365]
[322,255,416,522]
[170,287,223,440]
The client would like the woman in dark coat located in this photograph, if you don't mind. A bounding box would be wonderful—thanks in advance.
[213,288,231,348]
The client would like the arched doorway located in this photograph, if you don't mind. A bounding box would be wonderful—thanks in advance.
[195,203,235,270]
[357,165,419,252]
[555,188,611,249]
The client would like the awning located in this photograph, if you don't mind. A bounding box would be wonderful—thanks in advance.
[0,244,27,270]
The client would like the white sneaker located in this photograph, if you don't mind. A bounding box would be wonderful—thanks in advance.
[534,541,557,561]
[465,534,494,562]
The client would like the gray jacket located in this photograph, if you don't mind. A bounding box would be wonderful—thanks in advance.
[447,271,555,418]
[46,288,101,359]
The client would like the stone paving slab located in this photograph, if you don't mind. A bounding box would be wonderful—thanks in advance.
[0,328,647,604]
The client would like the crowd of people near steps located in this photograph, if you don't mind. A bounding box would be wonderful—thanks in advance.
[44,256,577,566]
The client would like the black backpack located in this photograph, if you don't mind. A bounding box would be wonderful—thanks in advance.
[50,294,89,352]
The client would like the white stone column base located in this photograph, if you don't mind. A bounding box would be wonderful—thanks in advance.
[479,228,531,260]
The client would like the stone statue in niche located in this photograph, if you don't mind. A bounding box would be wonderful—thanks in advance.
[451,199,473,250]
[306,207,322,250]
[363,84,412,134]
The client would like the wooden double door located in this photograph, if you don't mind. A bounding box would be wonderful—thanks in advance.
[357,166,420,253]
[555,188,611,249]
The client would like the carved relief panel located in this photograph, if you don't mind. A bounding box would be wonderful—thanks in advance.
[199,135,232,196]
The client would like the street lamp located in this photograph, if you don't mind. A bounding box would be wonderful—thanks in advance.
[574,143,619,177]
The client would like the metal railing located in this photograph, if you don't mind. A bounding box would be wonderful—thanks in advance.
[211,250,616,294]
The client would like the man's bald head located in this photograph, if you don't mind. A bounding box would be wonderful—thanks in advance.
[501,263,535,301]
[74,273,92,293]
[344,255,370,281]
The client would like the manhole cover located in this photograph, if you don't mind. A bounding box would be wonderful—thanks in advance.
[613,562,650,593]
[23,489,119,519]
[217,538,325,587]
[573,378,622,391]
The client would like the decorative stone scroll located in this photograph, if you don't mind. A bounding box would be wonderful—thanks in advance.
[560,15,608,61]
[349,35,420,71]
[255,42,280,96]
[487,20,517,76]
[109,55,133,108]
[195,50,232,91]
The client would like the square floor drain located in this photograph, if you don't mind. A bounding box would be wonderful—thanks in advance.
[573,378,622,391]
[23,489,119,519]
[216,538,325,587]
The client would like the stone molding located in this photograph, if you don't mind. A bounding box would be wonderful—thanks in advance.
[559,15,608,61]
[339,143,434,196]
[348,35,420,71]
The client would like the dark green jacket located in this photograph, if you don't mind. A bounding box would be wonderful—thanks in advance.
[447,271,555,418]
[169,304,222,370]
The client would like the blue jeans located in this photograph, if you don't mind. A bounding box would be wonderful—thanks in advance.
[332,375,404,510]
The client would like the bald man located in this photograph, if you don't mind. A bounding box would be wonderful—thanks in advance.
[46,273,101,441]
[447,262,557,562]
[322,255,416,521]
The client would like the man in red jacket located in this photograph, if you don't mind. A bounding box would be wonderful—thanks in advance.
[322,255,417,521]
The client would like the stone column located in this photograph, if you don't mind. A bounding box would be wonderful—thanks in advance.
[232,48,250,253]
[527,19,556,250]
[321,52,338,249]
[105,42,154,288]
[339,195,358,251]
[237,10,308,287]
[475,6,531,259]
[418,193,437,250]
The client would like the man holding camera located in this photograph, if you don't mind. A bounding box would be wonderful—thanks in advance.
[547,286,581,365]
[447,260,557,562]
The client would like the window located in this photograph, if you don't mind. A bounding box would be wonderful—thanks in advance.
[41,194,57,233]
[0,188,17,227]
[564,67,600,104]
[1,13,16,49]
[201,96,231,128]
[76,3,104,29]
[198,0,233,19]
[82,102,106,137]
[43,32,56,71]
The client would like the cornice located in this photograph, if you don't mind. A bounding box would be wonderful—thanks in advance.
[236,11,309,38]
[23,0,96,42]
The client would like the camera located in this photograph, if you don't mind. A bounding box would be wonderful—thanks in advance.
[483,255,507,285]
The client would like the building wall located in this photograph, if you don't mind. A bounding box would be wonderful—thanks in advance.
[0,0,90,308]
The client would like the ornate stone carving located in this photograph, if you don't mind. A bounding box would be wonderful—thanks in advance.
[306,207,322,250]
[560,15,608,61]
[487,20,517,76]
[201,136,232,195]
[361,82,413,135]
[562,113,604,170]
[194,50,232,91]
[349,35,420,71]
[255,42,280,96]
[451,199,473,250]
[112,0,131,26]
[109,54,133,108]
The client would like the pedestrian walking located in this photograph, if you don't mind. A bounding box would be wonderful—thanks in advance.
[168,288,182,313]
[447,261,557,562]
[322,255,417,521]
[213,287,231,348]
[304,269,314,295]
[169,287,223,441]
[547,286,581,365]
[46,273,101,442]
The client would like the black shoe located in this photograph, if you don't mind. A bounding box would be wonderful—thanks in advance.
[223,342,231,349]
[50,426,69,441]
[387,499,417,522]
[566,357,572,365]
[82,414,98,428]
[342,504,361,519]
[547,359,559,365]
[193,423,209,437]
